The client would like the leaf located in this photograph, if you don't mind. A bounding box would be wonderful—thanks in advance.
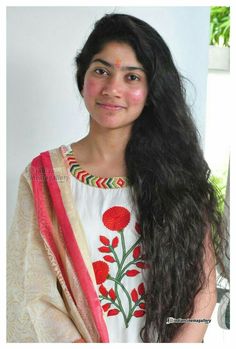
[100,235,110,246]
[131,288,138,302]
[139,302,146,309]
[102,303,111,312]
[136,262,148,269]
[107,309,120,316]
[98,246,111,253]
[112,236,119,248]
[103,255,115,262]
[133,310,145,318]
[99,284,108,297]
[108,288,117,301]
[126,270,140,277]
[133,246,141,259]
[138,282,145,295]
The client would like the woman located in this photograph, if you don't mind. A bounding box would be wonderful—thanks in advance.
[7,13,228,343]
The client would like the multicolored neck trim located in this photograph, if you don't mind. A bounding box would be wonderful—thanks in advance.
[61,145,129,189]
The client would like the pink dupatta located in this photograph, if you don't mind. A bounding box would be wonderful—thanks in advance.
[30,148,109,343]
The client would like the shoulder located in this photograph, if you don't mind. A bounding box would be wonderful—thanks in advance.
[21,145,65,189]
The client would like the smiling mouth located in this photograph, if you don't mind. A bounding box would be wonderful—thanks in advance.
[96,102,126,111]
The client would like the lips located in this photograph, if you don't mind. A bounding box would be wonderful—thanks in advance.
[97,102,126,110]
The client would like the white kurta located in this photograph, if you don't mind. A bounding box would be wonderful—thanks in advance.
[62,144,147,342]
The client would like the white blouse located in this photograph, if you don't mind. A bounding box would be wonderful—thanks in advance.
[61,144,148,343]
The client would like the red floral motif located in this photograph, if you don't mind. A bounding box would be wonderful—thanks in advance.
[133,310,145,318]
[131,288,138,302]
[126,270,140,277]
[98,246,111,253]
[138,282,145,296]
[102,303,111,312]
[102,206,130,231]
[103,255,116,263]
[112,236,119,248]
[133,246,141,259]
[139,302,145,309]
[108,288,117,301]
[100,235,110,246]
[99,284,108,297]
[92,261,109,284]
[96,206,146,327]
[136,262,149,269]
[108,309,120,316]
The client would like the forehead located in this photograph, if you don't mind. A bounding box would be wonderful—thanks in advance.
[92,41,140,64]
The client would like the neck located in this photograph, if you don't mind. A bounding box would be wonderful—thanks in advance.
[83,118,132,164]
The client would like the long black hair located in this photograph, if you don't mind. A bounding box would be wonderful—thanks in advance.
[75,13,229,342]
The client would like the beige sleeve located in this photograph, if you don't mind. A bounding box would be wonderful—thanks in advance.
[7,167,82,342]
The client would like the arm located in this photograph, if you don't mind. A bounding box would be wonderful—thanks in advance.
[171,228,217,343]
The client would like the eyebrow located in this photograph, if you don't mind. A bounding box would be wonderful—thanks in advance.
[90,58,146,73]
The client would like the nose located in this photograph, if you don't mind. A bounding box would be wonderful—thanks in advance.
[101,75,123,98]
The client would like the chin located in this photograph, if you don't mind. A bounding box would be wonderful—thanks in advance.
[95,118,131,130]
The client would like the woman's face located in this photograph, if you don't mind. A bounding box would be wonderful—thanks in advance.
[82,41,148,130]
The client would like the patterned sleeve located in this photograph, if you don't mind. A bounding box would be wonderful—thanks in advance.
[7,167,82,342]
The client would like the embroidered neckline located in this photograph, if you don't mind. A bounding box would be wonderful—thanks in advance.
[61,145,129,189]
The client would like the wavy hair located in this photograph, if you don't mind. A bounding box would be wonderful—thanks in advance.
[75,13,229,342]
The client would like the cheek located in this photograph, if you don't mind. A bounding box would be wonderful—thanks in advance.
[128,88,147,105]
[83,77,100,99]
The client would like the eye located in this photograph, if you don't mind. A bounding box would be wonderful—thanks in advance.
[128,74,140,81]
[94,68,109,76]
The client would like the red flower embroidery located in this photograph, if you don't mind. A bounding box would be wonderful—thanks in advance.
[139,302,146,309]
[99,284,108,297]
[133,246,141,259]
[126,270,140,277]
[138,282,145,296]
[112,236,119,248]
[92,261,109,284]
[103,255,116,263]
[100,235,110,246]
[107,309,120,316]
[131,288,138,302]
[136,262,148,269]
[133,310,145,317]
[98,246,111,253]
[108,288,117,301]
[102,206,130,231]
[102,303,111,312]
[97,206,146,326]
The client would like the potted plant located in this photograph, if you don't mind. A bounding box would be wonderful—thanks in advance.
[209,6,230,71]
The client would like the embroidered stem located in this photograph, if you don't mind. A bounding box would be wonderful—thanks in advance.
[127,295,145,323]
[118,229,126,255]
[126,237,142,258]
[108,275,128,325]
[119,237,141,271]
[99,295,120,309]
[120,257,143,278]
[109,246,120,267]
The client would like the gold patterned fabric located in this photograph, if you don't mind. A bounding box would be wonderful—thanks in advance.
[7,147,109,342]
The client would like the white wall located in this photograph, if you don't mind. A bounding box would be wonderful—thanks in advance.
[205,71,230,175]
[7,6,210,228]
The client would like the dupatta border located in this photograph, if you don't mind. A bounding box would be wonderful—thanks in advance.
[30,156,74,302]
[34,149,109,343]
[42,235,90,343]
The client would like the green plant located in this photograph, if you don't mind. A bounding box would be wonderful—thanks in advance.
[209,171,228,215]
[210,7,230,47]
